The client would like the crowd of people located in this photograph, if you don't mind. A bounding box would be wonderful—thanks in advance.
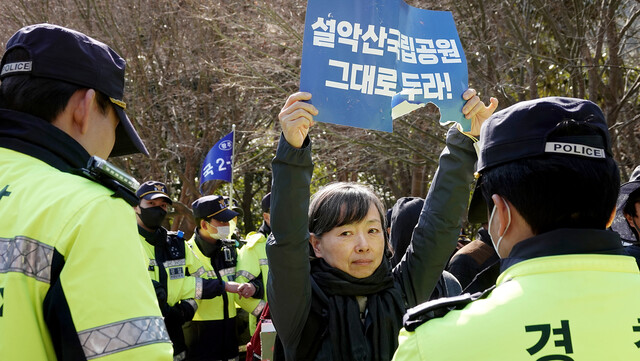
[2,23,640,361]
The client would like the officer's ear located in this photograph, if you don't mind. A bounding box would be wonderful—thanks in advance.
[200,219,215,232]
[50,89,94,139]
[72,89,95,136]
[491,194,516,239]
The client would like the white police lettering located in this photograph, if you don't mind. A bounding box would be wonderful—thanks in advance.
[544,142,605,159]
[0,61,32,76]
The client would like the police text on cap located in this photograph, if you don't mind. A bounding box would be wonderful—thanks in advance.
[544,142,605,159]
[1,61,32,76]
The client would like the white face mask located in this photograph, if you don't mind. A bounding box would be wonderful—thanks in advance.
[228,218,237,240]
[488,196,511,258]
[208,224,231,240]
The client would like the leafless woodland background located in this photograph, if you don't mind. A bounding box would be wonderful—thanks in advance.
[2,0,639,237]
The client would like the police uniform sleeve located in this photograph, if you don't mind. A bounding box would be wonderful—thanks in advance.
[184,241,226,299]
[235,285,264,317]
[236,233,263,285]
[49,197,172,360]
[235,238,264,315]
[171,280,196,305]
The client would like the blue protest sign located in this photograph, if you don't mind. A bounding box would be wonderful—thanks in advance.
[300,0,469,132]
[200,131,233,193]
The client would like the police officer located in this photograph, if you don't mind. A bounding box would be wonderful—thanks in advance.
[0,24,172,359]
[184,195,251,361]
[135,181,235,361]
[235,193,271,336]
[394,98,640,360]
[610,165,640,267]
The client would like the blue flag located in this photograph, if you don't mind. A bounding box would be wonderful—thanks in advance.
[300,0,469,132]
[200,131,233,193]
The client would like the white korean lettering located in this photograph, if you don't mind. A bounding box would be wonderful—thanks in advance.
[325,59,350,90]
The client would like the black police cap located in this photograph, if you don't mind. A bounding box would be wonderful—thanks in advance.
[192,195,239,222]
[0,23,148,157]
[136,181,172,204]
[261,192,271,213]
[468,97,611,223]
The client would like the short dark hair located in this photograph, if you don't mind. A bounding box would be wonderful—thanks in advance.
[624,189,640,241]
[480,120,620,235]
[0,48,111,122]
[309,182,387,240]
[624,189,640,218]
[195,216,214,229]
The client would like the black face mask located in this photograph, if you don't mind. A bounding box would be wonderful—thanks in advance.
[138,206,167,230]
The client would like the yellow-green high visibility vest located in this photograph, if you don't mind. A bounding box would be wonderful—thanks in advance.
[140,233,203,306]
[0,147,173,360]
[394,254,640,361]
[186,236,237,320]
[235,231,269,334]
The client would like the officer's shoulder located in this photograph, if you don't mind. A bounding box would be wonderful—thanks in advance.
[59,171,134,210]
[403,286,495,332]
[41,165,136,212]
[244,231,267,248]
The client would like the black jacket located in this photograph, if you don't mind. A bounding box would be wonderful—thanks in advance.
[447,228,500,293]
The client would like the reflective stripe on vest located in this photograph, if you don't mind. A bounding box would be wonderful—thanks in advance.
[219,267,235,277]
[192,267,214,278]
[195,278,203,300]
[191,266,234,279]
[163,259,185,268]
[237,269,256,281]
[259,258,268,266]
[78,316,170,360]
[0,236,53,283]
[251,300,267,317]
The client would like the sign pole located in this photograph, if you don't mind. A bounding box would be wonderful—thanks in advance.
[228,124,236,207]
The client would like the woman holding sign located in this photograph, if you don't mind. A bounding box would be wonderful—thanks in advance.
[266,90,497,361]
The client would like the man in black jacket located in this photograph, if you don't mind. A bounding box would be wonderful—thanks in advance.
[610,165,640,268]
[446,226,500,293]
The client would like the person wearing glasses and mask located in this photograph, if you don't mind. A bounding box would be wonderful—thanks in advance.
[183,195,254,361]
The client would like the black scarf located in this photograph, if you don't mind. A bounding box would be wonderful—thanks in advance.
[310,258,405,361]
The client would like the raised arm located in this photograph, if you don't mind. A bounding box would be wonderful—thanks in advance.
[395,89,497,307]
[266,92,317,347]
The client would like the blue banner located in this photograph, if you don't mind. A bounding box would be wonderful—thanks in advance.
[300,0,469,132]
[200,131,233,193]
